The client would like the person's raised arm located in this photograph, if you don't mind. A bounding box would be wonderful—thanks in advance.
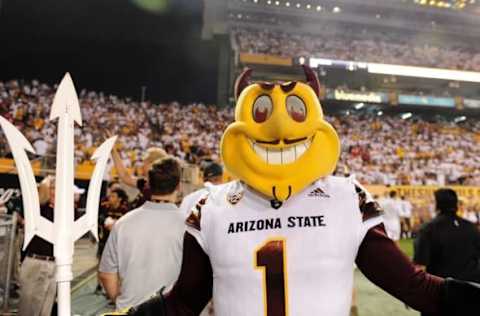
[111,146,137,188]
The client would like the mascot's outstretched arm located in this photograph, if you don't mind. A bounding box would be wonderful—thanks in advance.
[356,184,480,315]
[357,223,480,315]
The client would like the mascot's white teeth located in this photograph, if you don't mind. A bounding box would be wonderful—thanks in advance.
[251,139,311,165]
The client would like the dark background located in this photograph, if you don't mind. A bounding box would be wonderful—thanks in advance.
[0,0,218,104]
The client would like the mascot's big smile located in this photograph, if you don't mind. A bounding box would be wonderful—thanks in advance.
[221,66,341,201]
[249,136,313,165]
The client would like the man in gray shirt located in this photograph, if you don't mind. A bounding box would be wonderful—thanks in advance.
[99,157,185,310]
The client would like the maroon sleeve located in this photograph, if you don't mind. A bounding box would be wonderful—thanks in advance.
[163,232,213,315]
[355,224,444,315]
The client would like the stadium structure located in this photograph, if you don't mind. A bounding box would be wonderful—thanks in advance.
[204,0,480,119]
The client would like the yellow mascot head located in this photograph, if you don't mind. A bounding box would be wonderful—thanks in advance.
[221,66,341,201]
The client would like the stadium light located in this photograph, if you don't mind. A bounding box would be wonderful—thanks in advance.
[401,112,412,120]
[306,4,311,9]
[253,0,258,3]
[275,0,280,5]
[377,111,383,116]
[286,1,290,6]
[354,102,365,110]
[316,5,322,11]
[368,63,480,83]
[267,0,272,4]
[296,3,301,8]
[333,6,341,13]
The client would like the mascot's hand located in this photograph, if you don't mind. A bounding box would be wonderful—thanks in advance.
[123,286,167,316]
[442,278,480,315]
[125,294,166,316]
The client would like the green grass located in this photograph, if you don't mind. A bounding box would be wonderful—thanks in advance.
[398,238,414,259]
[356,239,419,316]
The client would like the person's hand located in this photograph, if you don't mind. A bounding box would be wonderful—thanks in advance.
[104,130,121,151]
[104,217,116,231]
[0,189,14,205]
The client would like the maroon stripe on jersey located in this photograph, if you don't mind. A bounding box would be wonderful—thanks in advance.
[356,224,444,314]
[355,184,383,222]
[185,212,201,231]
[185,195,209,231]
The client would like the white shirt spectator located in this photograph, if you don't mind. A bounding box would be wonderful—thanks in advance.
[400,199,413,218]
[33,138,49,156]
[379,197,402,241]
[99,201,185,310]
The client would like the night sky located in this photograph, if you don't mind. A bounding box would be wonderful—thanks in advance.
[0,0,219,104]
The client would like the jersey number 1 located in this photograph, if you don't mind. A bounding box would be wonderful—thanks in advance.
[255,238,288,316]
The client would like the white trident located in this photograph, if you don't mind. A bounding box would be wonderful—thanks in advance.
[0,73,117,316]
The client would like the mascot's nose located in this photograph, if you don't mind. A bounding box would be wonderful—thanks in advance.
[265,111,298,142]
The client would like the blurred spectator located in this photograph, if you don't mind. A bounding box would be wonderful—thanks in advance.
[111,146,168,209]
[414,189,480,292]
[378,191,402,242]
[180,161,224,216]
[98,187,130,258]
[400,196,413,239]
[18,176,56,316]
[98,157,185,310]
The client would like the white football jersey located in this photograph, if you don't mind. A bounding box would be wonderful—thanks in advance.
[186,176,383,316]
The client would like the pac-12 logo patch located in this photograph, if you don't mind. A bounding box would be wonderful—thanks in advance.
[308,187,330,198]
[227,191,244,205]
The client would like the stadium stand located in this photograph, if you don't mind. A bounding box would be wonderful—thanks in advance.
[0,79,230,168]
[2,79,480,187]
[232,27,480,71]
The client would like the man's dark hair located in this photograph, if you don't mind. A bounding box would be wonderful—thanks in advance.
[148,157,181,195]
[434,188,458,215]
[203,162,223,181]
[389,190,397,198]
[111,188,128,203]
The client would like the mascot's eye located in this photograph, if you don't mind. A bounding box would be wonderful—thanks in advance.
[286,95,306,122]
[252,95,273,123]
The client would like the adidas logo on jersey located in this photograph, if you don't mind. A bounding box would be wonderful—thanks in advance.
[308,188,330,198]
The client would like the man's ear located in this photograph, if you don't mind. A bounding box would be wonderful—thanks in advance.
[176,182,181,193]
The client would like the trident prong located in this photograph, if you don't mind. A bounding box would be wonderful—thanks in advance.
[0,73,116,316]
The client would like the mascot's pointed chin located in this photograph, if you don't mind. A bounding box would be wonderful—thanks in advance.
[272,185,292,202]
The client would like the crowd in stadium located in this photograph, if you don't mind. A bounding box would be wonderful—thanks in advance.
[233,27,480,71]
[0,79,230,168]
[333,114,480,186]
[1,79,480,186]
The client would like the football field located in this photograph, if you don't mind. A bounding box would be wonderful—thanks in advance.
[356,239,418,316]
